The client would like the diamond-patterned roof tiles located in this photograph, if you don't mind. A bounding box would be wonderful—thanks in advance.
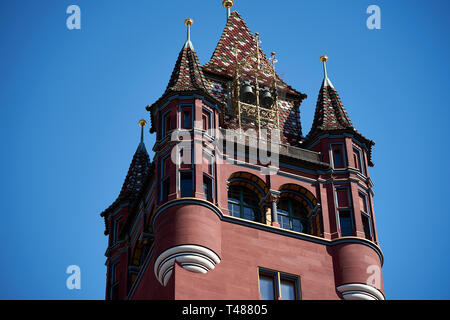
[203,11,303,98]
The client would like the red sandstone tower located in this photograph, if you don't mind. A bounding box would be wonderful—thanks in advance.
[101,1,385,300]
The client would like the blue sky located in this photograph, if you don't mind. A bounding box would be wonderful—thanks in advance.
[0,0,449,300]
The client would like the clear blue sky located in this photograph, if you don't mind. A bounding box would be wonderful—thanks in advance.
[0,0,449,300]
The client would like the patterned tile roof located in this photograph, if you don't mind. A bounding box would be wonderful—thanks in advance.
[165,43,208,93]
[306,77,375,166]
[203,11,304,98]
[310,78,353,133]
[101,142,152,234]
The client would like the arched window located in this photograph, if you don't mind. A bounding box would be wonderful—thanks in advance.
[228,185,261,222]
[277,197,309,233]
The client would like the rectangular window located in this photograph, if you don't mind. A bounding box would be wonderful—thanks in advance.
[361,213,372,240]
[359,193,368,213]
[203,175,212,201]
[182,109,192,129]
[203,153,214,175]
[339,210,353,237]
[336,189,349,208]
[180,172,193,198]
[259,274,275,300]
[258,269,300,300]
[353,147,364,174]
[202,114,208,131]
[332,145,344,168]
[280,278,296,300]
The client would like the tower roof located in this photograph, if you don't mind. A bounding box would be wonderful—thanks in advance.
[164,42,208,93]
[203,11,305,99]
[306,59,375,166]
[310,79,354,133]
[147,26,218,132]
[101,135,152,234]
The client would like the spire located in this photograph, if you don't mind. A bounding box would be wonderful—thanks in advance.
[164,18,207,93]
[309,55,353,135]
[320,55,334,88]
[137,119,147,151]
[306,55,375,166]
[222,0,234,20]
[100,120,152,233]
[184,18,194,50]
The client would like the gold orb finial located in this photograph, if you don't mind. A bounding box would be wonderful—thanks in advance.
[184,18,194,26]
[320,55,328,63]
[222,0,234,9]
[138,119,147,127]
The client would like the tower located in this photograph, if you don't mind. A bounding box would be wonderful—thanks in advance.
[101,2,384,300]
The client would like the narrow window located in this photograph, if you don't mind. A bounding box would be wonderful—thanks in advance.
[339,210,353,237]
[331,145,344,168]
[183,110,191,129]
[361,213,372,240]
[203,175,212,201]
[259,274,275,300]
[180,172,193,198]
[280,278,296,300]
[359,193,368,213]
[353,147,364,174]
[202,114,208,131]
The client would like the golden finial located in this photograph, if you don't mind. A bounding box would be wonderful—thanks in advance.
[138,119,147,143]
[223,0,234,19]
[184,18,194,48]
[222,0,234,9]
[319,54,334,87]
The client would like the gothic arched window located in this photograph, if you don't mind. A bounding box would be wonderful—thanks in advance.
[228,185,261,222]
[277,197,309,234]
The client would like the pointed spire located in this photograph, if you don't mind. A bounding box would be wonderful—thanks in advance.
[222,0,234,20]
[137,119,147,151]
[100,119,151,226]
[184,18,194,50]
[320,55,334,88]
[308,55,353,135]
[164,19,207,93]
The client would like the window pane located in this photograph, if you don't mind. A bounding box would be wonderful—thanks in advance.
[228,203,240,217]
[280,279,296,300]
[361,213,372,240]
[333,148,342,167]
[259,275,275,300]
[183,111,191,128]
[339,211,353,236]
[180,173,192,198]
[243,206,255,221]
[359,193,367,212]
[292,219,303,233]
